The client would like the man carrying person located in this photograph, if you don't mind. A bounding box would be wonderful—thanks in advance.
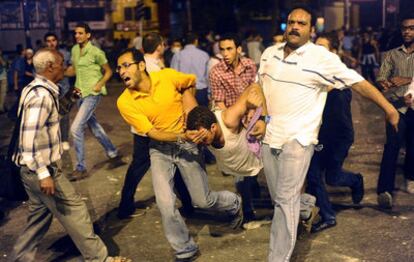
[67,23,125,180]
[258,6,399,261]
[376,14,414,208]
[11,48,129,262]
[117,32,192,219]
[116,48,242,261]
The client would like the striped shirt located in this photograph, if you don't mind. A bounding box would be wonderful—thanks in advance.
[13,75,62,179]
[377,45,414,113]
[258,42,364,148]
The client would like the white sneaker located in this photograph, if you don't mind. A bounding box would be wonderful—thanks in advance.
[62,142,70,151]
[406,180,414,194]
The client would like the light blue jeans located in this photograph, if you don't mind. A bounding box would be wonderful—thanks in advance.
[71,95,117,171]
[262,140,314,262]
[149,140,240,259]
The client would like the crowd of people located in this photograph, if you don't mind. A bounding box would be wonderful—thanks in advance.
[0,4,413,262]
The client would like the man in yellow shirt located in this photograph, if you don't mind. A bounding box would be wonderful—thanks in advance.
[116,48,242,261]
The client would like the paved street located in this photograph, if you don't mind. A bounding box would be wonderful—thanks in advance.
[1,81,414,262]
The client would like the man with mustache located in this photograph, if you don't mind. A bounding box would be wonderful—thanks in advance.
[376,14,414,208]
[258,6,399,261]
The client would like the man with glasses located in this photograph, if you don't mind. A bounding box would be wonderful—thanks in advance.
[67,23,125,181]
[376,13,414,208]
[116,48,243,261]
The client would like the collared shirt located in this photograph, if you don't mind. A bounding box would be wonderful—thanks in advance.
[117,68,196,135]
[144,55,164,73]
[258,42,364,149]
[13,75,62,179]
[376,45,414,113]
[210,56,256,107]
[71,41,108,97]
[171,44,209,90]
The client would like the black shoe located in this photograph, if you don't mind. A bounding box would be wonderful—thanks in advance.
[175,250,201,262]
[351,174,364,204]
[68,170,88,181]
[311,219,336,233]
[107,155,127,170]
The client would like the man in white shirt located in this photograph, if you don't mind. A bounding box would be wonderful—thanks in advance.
[142,32,165,72]
[258,6,399,262]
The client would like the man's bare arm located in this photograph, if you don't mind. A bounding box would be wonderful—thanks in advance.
[222,83,266,132]
[93,63,112,92]
[351,80,399,130]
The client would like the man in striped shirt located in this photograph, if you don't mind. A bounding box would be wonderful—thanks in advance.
[376,14,414,209]
[11,49,129,262]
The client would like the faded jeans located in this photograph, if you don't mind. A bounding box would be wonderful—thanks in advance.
[149,140,240,259]
[71,95,117,171]
[262,140,314,262]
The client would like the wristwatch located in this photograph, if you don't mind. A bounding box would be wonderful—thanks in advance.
[258,115,270,123]
[177,135,184,144]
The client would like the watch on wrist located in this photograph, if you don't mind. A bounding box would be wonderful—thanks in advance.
[177,135,184,144]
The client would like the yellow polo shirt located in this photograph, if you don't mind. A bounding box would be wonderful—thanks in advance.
[117,68,196,135]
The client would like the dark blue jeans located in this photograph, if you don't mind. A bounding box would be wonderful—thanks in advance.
[118,134,192,217]
[377,109,414,195]
[307,140,358,222]
[307,89,358,222]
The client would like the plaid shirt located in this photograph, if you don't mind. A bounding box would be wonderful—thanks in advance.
[209,56,257,107]
[13,75,62,179]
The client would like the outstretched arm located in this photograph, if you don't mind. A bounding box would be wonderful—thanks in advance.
[351,80,399,131]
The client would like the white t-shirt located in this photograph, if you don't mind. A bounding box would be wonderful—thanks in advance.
[208,110,262,177]
[258,42,364,149]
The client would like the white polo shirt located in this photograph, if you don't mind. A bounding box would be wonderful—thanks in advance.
[258,42,364,149]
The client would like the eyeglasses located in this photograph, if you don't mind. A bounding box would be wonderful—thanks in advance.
[401,25,414,32]
[116,61,139,73]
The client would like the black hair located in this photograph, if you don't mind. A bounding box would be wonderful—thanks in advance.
[186,106,217,131]
[288,5,317,27]
[185,32,198,45]
[142,32,163,54]
[44,32,58,41]
[316,32,339,51]
[75,22,91,34]
[219,33,241,48]
[400,12,414,24]
[119,48,145,63]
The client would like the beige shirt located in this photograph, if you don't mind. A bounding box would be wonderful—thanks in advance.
[208,110,262,177]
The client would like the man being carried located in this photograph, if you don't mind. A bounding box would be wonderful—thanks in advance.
[116,48,242,261]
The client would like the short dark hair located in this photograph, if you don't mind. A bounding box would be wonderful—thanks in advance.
[219,33,241,48]
[75,22,91,34]
[185,32,198,45]
[143,32,163,54]
[186,106,217,131]
[118,48,145,64]
[288,5,317,27]
[118,48,148,75]
[400,12,414,24]
[316,32,339,51]
[44,32,58,41]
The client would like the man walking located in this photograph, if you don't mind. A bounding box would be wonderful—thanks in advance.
[376,14,414,208]
[259,6,399,261]
[11,48,129,262]
[69,23,124,180]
